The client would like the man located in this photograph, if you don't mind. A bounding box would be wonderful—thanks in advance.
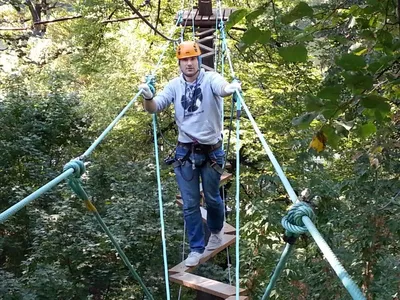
[139,41,241,267]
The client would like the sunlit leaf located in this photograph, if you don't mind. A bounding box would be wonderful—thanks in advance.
[309,131,327,152]
[292,112,317,128]
[242,27,261,45]
[282,2,313,24]
[359,122,377,137]
[246,8,265,22]
[226,9,248,31]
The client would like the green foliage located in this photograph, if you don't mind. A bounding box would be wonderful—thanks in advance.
[1,0,400,299]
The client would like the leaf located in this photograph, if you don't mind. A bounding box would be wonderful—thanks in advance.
[335,53,366,71]
[309,131,327,153]
[343,73,374,90]
[246,8,265,22]
[241,27,261,45]
[317,85,342,100]
[322,125,340,148]
[305,95,324,111]
[361,95,391,113]
[258,30,271,44]
[278,44,308,63]
[226,9,248,31]
[377,29,393,48]
[282,2,313,24]
[292,112,317,128]
[241,28,271,45]
[359,122,377,137]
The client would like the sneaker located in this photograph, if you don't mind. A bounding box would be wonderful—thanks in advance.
[185,251,203,267]
[205,231,223,251]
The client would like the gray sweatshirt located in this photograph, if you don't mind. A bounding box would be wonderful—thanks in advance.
[154,69,229,145]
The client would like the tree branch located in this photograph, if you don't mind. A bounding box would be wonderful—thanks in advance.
[122,0,176,41]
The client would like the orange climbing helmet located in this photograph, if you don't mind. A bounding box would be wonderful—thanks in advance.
[176,41,202,59]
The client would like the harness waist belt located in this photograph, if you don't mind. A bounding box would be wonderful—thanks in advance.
[177,140,222,153]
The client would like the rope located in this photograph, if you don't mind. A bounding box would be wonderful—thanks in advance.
[152,114,171,300]
[262,202,315,299]
[177,221,186,300]
[62,160,154,300]
[234,92,242,298]
[261,244,294,300]
[0,169,74,223]
[217,4,365,299]
[190,0,195,39]
[237,92,366,299]
[214,0,233,285]
[144,15,185,300]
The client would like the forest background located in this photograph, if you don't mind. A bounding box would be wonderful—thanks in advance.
[0,0,399,299]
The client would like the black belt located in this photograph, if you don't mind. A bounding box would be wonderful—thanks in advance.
[177,140,222,153]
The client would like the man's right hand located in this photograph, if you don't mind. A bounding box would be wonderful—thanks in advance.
[138,83,154,100]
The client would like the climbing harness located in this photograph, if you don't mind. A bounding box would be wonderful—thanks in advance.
[170,140,224,177]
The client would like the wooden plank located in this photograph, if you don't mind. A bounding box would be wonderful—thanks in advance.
[196,28,215,37]
[199,43,214,53]
[226,296,249,300]
[169,273,247,298]
[202,64,215,72]
[168,234,236,275]
[169,260,191,274]
[198,35,215,44]
[220,173,232,185]
[195,9,202,21]
[200,234,236,263]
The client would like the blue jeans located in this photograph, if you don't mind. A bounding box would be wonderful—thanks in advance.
[174,145,225,254]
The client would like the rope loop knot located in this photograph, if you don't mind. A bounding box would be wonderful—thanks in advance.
[145,74,156,95]
[281,201,315,235]
[63,159,85,178]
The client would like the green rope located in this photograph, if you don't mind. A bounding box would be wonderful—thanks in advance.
[63,160,154,300]
[217,3,365,297]
[261,244,295,300]
[151,114,171,300]
[262,202,315,299]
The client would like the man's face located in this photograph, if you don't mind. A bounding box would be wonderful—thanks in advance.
[179,56,199,77]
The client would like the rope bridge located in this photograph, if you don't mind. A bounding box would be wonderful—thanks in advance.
[0,0,367,299]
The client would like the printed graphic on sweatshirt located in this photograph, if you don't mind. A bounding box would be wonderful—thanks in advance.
[181,83,203,117]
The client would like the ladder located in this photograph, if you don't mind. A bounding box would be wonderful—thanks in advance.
[169,173,249,299]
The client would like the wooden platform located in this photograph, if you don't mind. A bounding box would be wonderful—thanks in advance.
[175,8,235,27]
[170,172,248,299]
[170,273,247,298]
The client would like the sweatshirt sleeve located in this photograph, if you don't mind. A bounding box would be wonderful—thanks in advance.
[153,80,176,112]
[209,72,229,97]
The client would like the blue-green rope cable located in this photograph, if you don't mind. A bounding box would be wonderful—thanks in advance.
[83,15,182,160]
[234,92,242,299]
[217,9,365,298]
[261,244,295,300]
[236,92,366,300]
[151,114,171,300]
[1,16,181,224]
[262,202,314,298]
[63,161,154,300]
[191,0,195,39]
[0,168,74,223]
